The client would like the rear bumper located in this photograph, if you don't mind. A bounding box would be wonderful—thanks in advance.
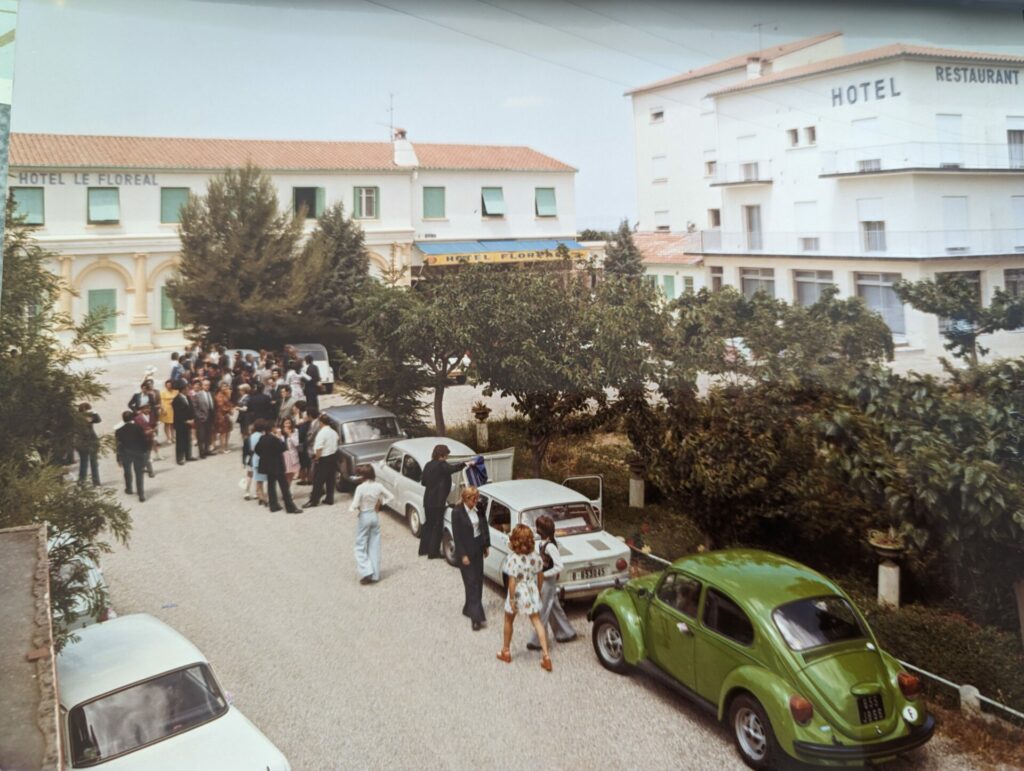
[792,714,935,761]
[559,574,629,601]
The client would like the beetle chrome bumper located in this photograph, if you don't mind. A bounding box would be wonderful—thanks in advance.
[792,715,935,761]
[558,574,628,602]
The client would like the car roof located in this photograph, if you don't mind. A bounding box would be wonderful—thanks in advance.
[57,614,208,709]
[324,404,397,422]
[290,343,327,356]
[478,479,590,510]
[669,549,843,615]
[387,437,477,464]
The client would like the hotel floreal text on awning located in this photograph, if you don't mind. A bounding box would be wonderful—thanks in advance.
[414,239,586,266]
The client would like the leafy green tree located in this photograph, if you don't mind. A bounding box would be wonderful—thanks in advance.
[0,197,131,650]
[167,163,302,347]
[288,202,369,349]
[577,228,614,242]
[895,274,1024,365]
[602,219,644,278]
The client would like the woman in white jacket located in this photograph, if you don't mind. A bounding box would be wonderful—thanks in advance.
[527,514,577,649]
[349,464,394,584]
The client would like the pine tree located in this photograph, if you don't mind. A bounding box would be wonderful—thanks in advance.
[602,219,645,278]
[167,163,302,347]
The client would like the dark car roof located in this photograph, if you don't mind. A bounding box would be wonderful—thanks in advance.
[670,549,843,616]
[324,404,398,423]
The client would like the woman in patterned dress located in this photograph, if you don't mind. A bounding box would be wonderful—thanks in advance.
[496,524,552,671]
[213,382,235,453]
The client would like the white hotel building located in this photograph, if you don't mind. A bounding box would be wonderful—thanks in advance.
[629,32,1024,357]
[8,132,582,350]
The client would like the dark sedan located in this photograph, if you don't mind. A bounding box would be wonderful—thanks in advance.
[323,404,406,489]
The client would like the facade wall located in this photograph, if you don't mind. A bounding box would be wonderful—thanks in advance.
[9,160,576,351]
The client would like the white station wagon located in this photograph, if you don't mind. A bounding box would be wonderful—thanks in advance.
[442,478,632,601]
[376,437,514,537]
[57,614,290,770]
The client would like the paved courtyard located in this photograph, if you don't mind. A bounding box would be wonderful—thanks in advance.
[77,350,981,769]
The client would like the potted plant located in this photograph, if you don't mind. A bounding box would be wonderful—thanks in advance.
[471,400,491,422]
[868,525,906,561]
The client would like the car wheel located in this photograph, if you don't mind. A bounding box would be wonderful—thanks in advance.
[407,505,421,537]
[728,694,780,771]
[441,531,458,566]
[591,613,630,674]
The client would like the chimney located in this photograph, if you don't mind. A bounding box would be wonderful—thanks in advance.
[746,56,764,79]
[392,127,419,168]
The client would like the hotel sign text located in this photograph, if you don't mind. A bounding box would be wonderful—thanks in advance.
[831,78,901,107]
[935,66,1019,85]
[424,248,585,266]
[12,171,161,186]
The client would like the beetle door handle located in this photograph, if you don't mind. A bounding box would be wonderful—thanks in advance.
[677,621,693,636]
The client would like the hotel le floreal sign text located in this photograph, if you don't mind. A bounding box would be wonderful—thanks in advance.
[11,171,160,186]
[830,65,1019,107]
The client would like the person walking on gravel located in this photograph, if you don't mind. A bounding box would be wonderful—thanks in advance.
[497,524,552,671]
[349,464,393,584]
[527,515,577,650]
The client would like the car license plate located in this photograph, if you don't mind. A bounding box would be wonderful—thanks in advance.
[857,694,885,724]
[573,566,606,581]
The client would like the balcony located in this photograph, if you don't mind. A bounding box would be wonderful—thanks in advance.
[709,160,773,187]
[820,142,1024,176]
[692,228,1024,258]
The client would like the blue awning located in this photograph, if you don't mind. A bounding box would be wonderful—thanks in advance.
[415,239,586,265]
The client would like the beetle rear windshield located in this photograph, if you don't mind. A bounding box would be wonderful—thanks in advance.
[68,664,227,766]
[772,596,868,651]
[521,503,599,535]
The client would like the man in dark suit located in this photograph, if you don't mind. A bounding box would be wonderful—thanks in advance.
[192,378,215,458]
[247,388,275,424]
[255,427,301,514]
[419,444,470,559]
[115,410,149,502]
[171,380,196,464]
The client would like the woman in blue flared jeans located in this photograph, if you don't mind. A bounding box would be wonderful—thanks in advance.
[349,464,394,584]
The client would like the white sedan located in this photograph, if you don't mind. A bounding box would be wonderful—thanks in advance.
[375,437,514,537]
[441,477,632,601]
[57,614,290,769]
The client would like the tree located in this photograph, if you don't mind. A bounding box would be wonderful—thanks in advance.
[167,163,302,347]
[895,274,1024,365]
[0,197,131,650]
[602,219,644,278]
[287,202,370,349]
[577,228,614,242]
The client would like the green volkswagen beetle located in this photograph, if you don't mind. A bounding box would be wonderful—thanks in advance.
[588,549,934,769]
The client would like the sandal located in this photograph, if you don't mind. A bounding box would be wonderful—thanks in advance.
[541,655,552,672]
[496,650,511,664]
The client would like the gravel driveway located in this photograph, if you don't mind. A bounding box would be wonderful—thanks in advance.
[82,351,974,770]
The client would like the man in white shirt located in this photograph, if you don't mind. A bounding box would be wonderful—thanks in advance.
[304,414,339,507]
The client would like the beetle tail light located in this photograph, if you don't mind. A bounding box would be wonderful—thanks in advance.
[789,695,813,725]
[898,672,921,699]
[615,558,628,571]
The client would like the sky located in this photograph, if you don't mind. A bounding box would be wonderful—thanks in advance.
[10,0,1024,229]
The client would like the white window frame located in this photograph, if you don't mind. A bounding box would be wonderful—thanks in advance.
[354,186,378,219]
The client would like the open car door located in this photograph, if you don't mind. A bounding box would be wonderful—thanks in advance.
[447,447,516,504]
[561,475,603,527]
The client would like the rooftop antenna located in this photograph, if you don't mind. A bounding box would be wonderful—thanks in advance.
[375,92,398,139]
[752,21,778,52]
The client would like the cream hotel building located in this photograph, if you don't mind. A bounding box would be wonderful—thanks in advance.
[8,132,582,350]
[630,32,1024,358]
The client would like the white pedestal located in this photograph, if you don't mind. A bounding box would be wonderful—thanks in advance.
[476,421,489,450]
[628,476,645,509]
[878,560,901,609]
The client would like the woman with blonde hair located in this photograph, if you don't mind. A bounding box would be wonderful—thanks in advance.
[496,524,552,671]
[159,379,177,444]
[451,486,490,631]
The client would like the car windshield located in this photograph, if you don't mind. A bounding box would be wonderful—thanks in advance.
[341,418,402,444]
[68,663,227,766]
[521,502,600,536]
[772,596,868,651]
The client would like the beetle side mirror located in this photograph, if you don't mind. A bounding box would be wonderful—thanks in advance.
[637,587,650,599]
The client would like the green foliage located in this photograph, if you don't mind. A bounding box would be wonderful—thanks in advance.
[287,201,370,350]
[0,197,131,650]
[895,274,1024,364]
[168,163,303,347]
[601,219,644,279]
[577,228,615,242]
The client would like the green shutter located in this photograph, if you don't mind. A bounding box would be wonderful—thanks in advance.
[662,275,675,298]
[88,188,120,224]
[315,187,326,218]
[371,187,379,218]
[12,188,45,225]
[160,188,190,224]
[87,289,117,333]
[481,187,505,216]
[423,187,445,219]
[160,287,179,330]
[535,187,557,217]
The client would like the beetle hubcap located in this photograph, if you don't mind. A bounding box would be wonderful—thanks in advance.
[735,708,767,760]
[598,624,622,662]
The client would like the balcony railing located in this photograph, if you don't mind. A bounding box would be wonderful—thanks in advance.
[709,160,773,186]
[693,228,1024,258]
[821,142,1024,175]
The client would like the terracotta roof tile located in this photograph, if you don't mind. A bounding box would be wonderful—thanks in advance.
[709,43,1024,96]
[634,231,703,265]
[626,31,841,95]
[9,133,575,173]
